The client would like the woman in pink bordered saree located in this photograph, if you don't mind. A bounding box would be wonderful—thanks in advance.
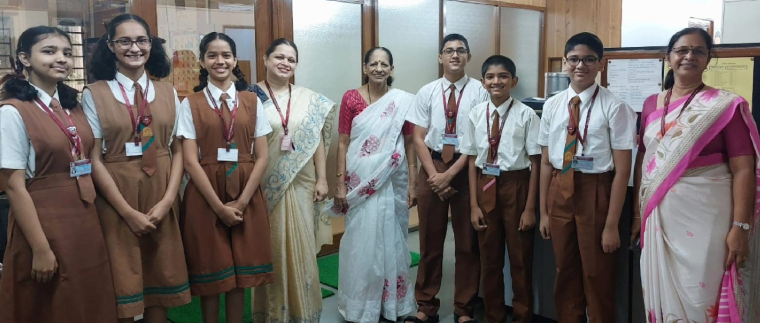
[632,28,760,323]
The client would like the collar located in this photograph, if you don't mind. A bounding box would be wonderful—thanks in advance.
[31,83,59,107]
[491,97,513,117]
[115,71,148,91]
[441,75,469,91]
[206,81,236,102]
[567,83,599,105]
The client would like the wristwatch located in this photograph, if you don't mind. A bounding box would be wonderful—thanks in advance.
[733,221,751,231]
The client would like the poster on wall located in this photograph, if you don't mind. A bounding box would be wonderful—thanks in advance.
[703,57,754,109]
[607,59,664,112]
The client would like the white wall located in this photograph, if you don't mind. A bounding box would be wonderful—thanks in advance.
[722,0,760,44]
[621,0,723,47]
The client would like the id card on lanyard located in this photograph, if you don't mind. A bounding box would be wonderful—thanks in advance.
[265,80,295,151]
[567,86,599,171]
[440,80,467,146]
[205,87,240,162]
[118,79,151,157]
[34,98,91,177]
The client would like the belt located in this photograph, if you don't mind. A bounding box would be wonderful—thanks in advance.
[429,148,461,161]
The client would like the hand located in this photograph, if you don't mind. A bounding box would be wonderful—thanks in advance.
[124,209,157,236]
[314,180,328,202]
[407,185,418,208]
[214,203,244,227]
[471,207,487,231]
[630,217,642,246]
[725,226,749,269]
[428,172,453,193]
[539,213,551,240]
[225,199,248,213]
[436,186,457,201]
[146,200,171,225]
[602,225,621,253]
[31,248,58,283]
[519,209,536,231]
[335,184,348,213]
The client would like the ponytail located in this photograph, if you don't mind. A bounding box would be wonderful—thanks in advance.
[232,65,249,91]
[193,68,209,93]
[663,69,674,90]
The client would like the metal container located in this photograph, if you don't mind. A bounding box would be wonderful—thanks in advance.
[544,72,570,98]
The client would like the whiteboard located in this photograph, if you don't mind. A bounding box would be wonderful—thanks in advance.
[606,59,664,112]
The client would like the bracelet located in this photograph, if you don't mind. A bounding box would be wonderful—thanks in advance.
[336,172,345,177]
[408,164,417,168]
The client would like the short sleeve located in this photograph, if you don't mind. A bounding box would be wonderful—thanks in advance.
[254,97,272,138]
[402,121,414,136]
[168,89,181,146]
[537,105,552,147]
[723,103,754,158]
[176,98,196,140]
[459,108,478,156]
[609,101,637,150]
[638,95,658,153]
[525,110,541,156]
[406,86,432,127]
[0,106,31,170]
[338,91,358,135]
[82,88,103,139]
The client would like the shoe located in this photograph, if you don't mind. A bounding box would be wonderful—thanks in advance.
[403,314,440,323]
[454,314,478,323]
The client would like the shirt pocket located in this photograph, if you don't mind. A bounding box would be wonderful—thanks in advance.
[506,123,526,155]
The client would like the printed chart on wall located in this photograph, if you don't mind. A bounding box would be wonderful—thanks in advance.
[704,57,754,110]
[607,59,664,112]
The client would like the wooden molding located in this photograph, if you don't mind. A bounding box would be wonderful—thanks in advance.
[131,0,159,37]
[360,0,378,80]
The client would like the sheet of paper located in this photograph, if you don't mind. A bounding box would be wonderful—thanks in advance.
[607,59,664,112]
[702,57,754,110]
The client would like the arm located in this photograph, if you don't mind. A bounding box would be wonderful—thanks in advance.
[414,125,436,178]
[725,154,755,269]
[147,139,183,224]
[520,155,541,231]
[313,136,328,202]
[539,146,553,239]
[631,152,644,244]
[602,149,632,253]
[1,169,57,282]
[468,155,486,230]
[235,136,270,206]
[335,133,350,211]
[405,134,418,208]
[182,139,242,226]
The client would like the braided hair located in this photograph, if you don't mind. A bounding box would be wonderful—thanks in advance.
[193,32,248,92]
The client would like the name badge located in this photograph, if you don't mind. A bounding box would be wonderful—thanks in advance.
[482,163,500,176]
[70,159,92,177]
[125,142,143,156]
[217,148,239,162]
[572,156,594,171]
[280,134,294,151]
[442,134,458,146]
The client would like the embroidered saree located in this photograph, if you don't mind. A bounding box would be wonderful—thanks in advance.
[639,89,760,323]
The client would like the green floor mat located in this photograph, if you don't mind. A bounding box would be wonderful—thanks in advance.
[167,288,335,323]
[318,251,421,289]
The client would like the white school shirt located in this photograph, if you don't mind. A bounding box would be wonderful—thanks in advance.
[0,85,62,178]
[176,82,272,140]
[82,71,182,149]
[461,97,541,171]
[537,84,637,173]
[405,75,490,152]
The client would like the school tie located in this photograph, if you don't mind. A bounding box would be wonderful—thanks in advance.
[220,93,240,199]
[51,99,96,203]
[560,96,581,199]
[135,83,157,176]
[441,84,457,163]
[481,109,500,213]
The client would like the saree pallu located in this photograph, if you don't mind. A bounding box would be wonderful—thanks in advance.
[324,89,417,322]
[251,85,336,323]
[639,89,760,323]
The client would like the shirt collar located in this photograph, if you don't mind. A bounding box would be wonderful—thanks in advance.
[206,81,236,102]
[491,97,513,117]
[568,83,599,105]
[31,83,59,107]
[115,71,148,92]
[441,75,470,91]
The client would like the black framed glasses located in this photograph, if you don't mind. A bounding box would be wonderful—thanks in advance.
[565,56,600,66]
[111,37,152,50]
[672,46,708,57]
[442,48,469,56]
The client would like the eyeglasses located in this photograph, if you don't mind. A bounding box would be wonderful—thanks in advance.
[442,48,469,56]
[111,37,152,50]
[565,56,599,66]
[671,46,708,57]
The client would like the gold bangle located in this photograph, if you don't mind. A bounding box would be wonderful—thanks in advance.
[408,164,417,168]
[337,172,345,177]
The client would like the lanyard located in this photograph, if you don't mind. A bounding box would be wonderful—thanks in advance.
[118,78,151,145]
[566,85,600,149]
[205,87,239,151]
[35,98,84,160]
[661,83,705,136]
[265,80,292,135]
[440,79,468,134]
[485,99,514,162]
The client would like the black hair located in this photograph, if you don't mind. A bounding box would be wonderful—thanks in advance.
[481,55,517,78]
[663,27,713,90]
[440,33,470,54]
[193,32,249,93]
[0,26,79,109]
[564,32,604,59]
[89,14,171,81]
[362,47,394,86]
[265,38,298,62]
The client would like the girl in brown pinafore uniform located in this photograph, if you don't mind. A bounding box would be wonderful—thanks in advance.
[83,14,190,322]
[177,32,273,323]
[0,26,117,323]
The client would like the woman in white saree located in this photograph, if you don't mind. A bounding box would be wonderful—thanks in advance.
[632,28,760,323]
[329,47,418,323]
